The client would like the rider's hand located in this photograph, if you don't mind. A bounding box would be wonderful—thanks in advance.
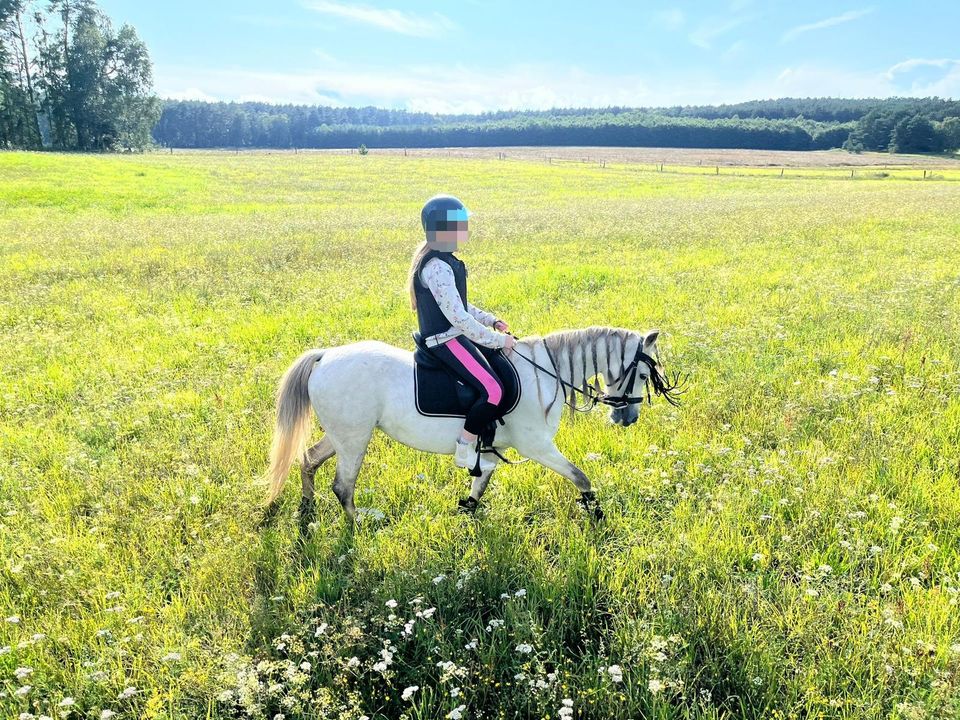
[494,319,510,332]
[502,334,516,355]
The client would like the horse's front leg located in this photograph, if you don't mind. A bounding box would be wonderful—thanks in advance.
[458,465,496,514]
[519,442,604,521]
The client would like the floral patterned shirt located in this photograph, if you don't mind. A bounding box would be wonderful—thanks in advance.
[420,257,508,348]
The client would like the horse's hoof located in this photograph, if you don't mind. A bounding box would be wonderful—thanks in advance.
[577,492,604,521]
[458,497,479,514]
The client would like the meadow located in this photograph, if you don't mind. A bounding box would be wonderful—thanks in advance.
[1,150,959,720]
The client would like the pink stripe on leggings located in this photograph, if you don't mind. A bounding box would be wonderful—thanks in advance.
[446,338,503,405]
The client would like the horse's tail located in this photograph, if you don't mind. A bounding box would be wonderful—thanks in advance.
[261,349,325,506]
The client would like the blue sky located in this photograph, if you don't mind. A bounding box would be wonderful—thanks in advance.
[97,0,960,112]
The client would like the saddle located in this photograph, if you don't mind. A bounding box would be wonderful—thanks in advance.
[412,332,521,421]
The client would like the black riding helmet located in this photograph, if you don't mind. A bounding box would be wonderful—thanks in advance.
[421,194,472,236]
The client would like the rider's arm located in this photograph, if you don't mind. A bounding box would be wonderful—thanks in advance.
[466,302,498,328]
[420,259,508,349]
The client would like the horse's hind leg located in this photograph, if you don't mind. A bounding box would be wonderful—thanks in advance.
[301,435,336,503]
[326,429,373,523]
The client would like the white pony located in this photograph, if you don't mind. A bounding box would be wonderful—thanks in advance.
[261,326,678,522]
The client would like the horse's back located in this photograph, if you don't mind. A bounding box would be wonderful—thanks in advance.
[307,340,411,413]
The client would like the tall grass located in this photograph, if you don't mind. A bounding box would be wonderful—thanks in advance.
[1,151,958,719]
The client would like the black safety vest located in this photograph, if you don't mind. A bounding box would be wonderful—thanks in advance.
[414,249,468,337]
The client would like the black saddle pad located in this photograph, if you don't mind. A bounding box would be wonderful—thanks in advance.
[413,344,521,419]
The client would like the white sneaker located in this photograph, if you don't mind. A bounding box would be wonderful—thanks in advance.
[454,439,495,473]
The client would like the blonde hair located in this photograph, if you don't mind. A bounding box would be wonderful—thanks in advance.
[407,241,431,310]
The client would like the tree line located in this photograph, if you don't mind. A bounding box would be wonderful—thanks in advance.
[0,0,159,150]
[152,98,960,153]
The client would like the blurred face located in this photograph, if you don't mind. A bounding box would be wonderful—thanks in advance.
[427,220,469,251]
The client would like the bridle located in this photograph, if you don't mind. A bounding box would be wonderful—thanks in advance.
[508,334,687,413]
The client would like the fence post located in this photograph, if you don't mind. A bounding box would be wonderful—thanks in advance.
[923,169,927,179]
[851,169,854,178]
[780,168,784,177]
[716,166,719,175]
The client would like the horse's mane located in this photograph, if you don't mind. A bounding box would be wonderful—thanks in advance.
[519,326,643,417]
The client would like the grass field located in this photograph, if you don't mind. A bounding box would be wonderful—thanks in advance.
[1,150,959,720]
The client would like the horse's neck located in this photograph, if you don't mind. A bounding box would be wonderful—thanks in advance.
[526,329,632,388]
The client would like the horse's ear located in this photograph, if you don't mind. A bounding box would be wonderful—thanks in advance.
[643,330,660,351]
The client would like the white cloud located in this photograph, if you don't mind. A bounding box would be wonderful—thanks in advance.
[154,54,960,114]
[656,8,684,30]
[301,0,456,37]
[156,62,654,112]
[688,16,750,50]
[885,57,960,80]
[722,41,746,61]
[772,64,891,96]
[164,87,218,102]
[781,8,874,43]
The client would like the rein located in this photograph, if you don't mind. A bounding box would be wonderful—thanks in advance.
[508,335,687,412]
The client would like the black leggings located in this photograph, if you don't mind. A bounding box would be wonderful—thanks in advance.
[429,336,510,435]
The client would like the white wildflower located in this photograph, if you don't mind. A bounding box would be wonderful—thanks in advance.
[6,615,20,624]
[419,607,437,619]
[161,652,181,662]
[648,678,664,695]
[59,698,76,708]
[447,705,466,720]
[385,599,398,609]
[607,664,624,683]
[315,623,328,636]
[401,685,419,701]
[752,553,764,563]
[346,656,360,668]
[516,643,533,654]
[432,575,446,584]
[15,685,32,697]
[450,687,461,698]
[100,711,117,720]
[514,588,527,597]
[118,686,137,700]
[14,667,33,680]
